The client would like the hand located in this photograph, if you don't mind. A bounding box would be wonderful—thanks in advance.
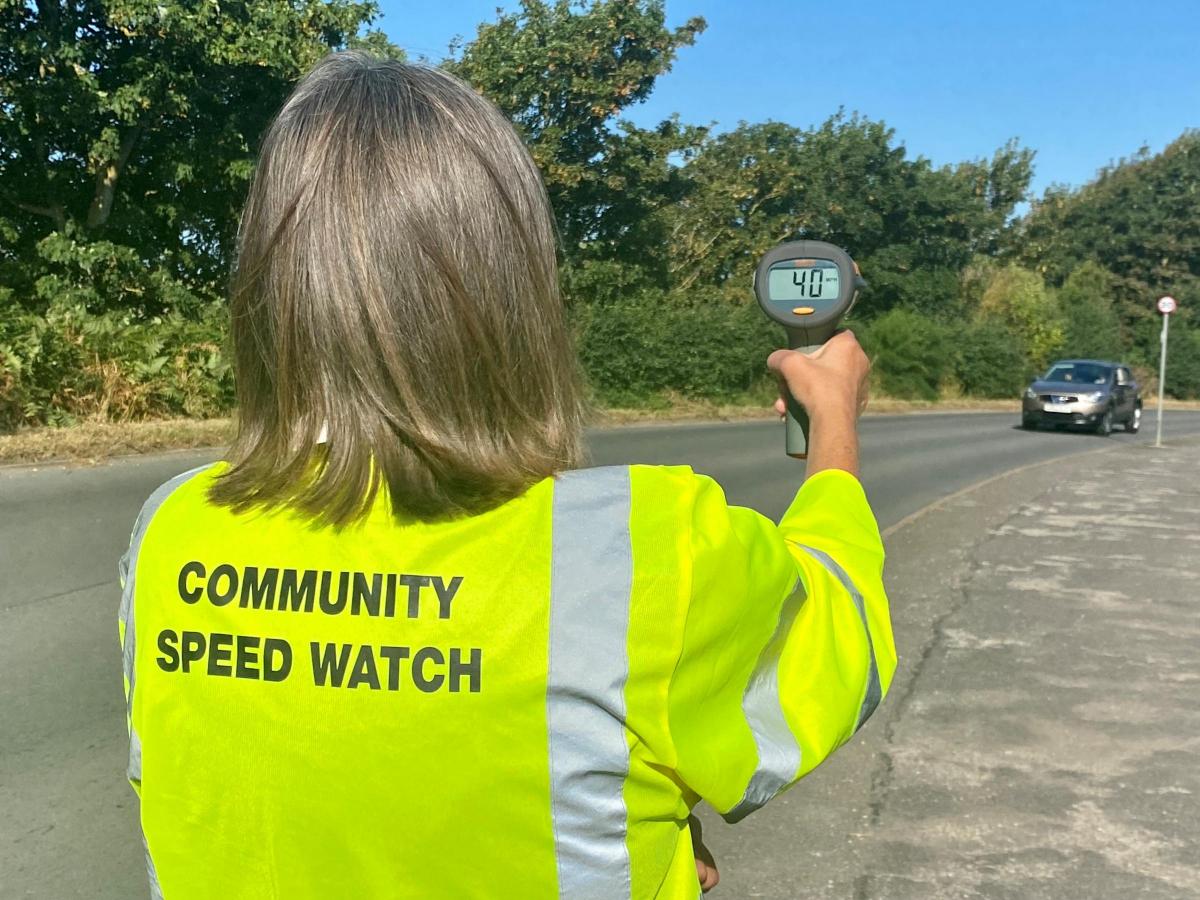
[690,815,720,893]
[767,330,869,476]
[767,329,871,424]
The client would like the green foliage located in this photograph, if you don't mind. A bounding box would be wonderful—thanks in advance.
[976,264,1064,371]
[1,0,1196,422]
[1164,325,1200,399]
[1132,317,1200,400]
[0,0,400,316]
[573,288,779,405]
[1019,132,1200,339]
[1058,261,1123,361]
[448,1,706,279]
[0,301,234,430]
[29,227,212,315]
[859,309,951,400]
[665,117,1033,317]
[952,320,1029,397]
[0,0,400,428]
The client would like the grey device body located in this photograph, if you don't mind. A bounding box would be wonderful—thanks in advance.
[753,241,866,458]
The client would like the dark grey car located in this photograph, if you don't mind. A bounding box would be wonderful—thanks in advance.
[1021,359,1142,435]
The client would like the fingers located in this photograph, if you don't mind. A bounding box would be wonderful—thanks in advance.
[696,858,720,891]
[769,329,870,425]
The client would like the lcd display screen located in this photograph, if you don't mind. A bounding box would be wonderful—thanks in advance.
[767,260,840,302]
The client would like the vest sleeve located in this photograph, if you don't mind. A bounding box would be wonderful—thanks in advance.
[667,468,896,823]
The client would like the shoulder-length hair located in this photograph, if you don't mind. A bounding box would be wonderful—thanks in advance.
[210,52,586,525]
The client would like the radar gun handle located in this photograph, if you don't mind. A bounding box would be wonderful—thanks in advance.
[784,336,825,459]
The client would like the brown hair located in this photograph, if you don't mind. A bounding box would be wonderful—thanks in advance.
[210,52,586,525]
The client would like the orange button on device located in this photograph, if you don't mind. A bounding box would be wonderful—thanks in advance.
[792,306,815,315]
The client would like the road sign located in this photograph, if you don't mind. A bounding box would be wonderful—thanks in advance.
[1157,295,1177,315]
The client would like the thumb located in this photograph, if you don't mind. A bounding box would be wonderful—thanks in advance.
[766,348,801,375]
[767,347,817,379]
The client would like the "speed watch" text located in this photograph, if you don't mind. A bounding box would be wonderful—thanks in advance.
[155,629,482,693]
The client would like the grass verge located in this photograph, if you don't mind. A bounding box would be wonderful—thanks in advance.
[0,418,236,466]
[5,398,1200,466]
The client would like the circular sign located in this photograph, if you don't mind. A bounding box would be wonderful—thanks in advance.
[1157,296,1178,315]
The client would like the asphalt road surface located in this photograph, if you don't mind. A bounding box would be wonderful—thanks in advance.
[3,410,1200,898]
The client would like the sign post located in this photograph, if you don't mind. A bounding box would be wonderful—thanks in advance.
[1155,295,1177,448]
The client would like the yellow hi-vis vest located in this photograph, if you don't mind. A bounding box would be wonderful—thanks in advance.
[119,462,896,899]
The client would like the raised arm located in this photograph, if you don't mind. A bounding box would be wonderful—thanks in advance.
[667,331,895,822]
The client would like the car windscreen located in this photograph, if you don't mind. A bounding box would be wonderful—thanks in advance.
[1042,363,1110,385]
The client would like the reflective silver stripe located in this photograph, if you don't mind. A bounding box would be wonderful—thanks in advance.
[128,727,143,785]
[796,545,882,730]
[118,463,213,900]
[143,832,164,900]
[547,466,633,900]
[725,546,883,823]
[723,579,806,824]
[119,463,215,726]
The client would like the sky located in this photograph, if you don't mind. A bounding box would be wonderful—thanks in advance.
[376,0,1200,196]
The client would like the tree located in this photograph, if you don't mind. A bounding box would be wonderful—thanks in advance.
[1018,132,1200,345]
[447,0,706,286]
[664,114,1033,316]
[952,139,1036,258]
[1057,261,1123,361]
[0,0,400,315]
[976,264,1064,371]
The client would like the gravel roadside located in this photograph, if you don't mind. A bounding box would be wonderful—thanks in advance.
[859,439,1200,899]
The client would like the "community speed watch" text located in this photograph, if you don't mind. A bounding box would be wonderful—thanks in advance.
[152,561,482,693]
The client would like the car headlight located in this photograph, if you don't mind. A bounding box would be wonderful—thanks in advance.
[1024,387,1037,399]
[1082,391,1105,402]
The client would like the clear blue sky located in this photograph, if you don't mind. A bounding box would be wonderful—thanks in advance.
[376,0,1200,195]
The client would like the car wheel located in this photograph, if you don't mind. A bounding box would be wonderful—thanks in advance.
[1021,415,1037,430]
[1125,405,1141,434]
[1095,408,1113,436]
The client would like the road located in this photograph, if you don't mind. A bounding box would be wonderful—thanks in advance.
[3,410,1199,898]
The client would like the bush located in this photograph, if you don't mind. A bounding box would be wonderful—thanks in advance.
[1164,325,1200,399]
[859,308,951,400]
[1129,316,1200,399]
[572,288,781,405]
[953,320,1029,397]
[4,286,789,430]
[0,301,234,432]
[0,307,83,429]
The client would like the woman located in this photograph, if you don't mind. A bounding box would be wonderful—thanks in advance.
[119,51,895,899]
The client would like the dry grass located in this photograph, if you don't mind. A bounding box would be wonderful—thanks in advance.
[594,395,1024,425]
[0,418,235,466]
[5,397,1200,466]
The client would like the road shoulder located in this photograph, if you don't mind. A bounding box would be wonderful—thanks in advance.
[699,440,1200,899]
[861,440,1200,899]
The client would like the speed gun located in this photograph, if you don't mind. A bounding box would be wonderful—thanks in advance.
[754,241,866,458]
